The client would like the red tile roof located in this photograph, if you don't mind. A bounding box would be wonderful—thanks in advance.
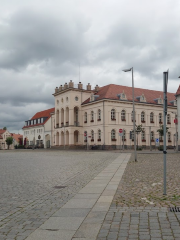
[23,107,55,129]
[176,85,180,96]
[0,129,6,134]
[11,133,23,143]
[82,84,176,105]
[31,107,55,119]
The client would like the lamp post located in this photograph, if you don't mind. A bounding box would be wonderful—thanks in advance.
[122,67,137,162]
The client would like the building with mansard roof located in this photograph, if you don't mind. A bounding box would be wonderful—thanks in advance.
[22,108,55,148]
[175,85,180,149]
[51,80,177,149]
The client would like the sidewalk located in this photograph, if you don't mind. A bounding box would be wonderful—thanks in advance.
[25,153,131,240]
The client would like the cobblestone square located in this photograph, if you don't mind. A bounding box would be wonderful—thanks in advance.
[0,149,119,240]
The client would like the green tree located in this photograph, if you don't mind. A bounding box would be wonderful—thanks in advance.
[5,137,13,150]
[157,125,169,138]
[3,127,7,130]
[135,124,144,149]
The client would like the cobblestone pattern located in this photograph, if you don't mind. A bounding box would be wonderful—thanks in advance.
[0,150,119,240]
[97,153,180,240]
[97,207,180,240]
[115,153,180,207]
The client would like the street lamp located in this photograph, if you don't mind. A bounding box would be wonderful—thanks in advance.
[122,67,137,162]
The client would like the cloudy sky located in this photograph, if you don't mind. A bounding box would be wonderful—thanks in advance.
[0,0,180,133]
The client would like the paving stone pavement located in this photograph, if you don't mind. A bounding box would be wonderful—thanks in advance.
[0,150,119,240]
[97,153,180,240]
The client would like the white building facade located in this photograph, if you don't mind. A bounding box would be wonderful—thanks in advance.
[23,108,54,148]
[51,81,177,150]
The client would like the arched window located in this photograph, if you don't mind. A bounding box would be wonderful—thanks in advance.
[150,112,154,123]
[98,109,101,121]
[84,131,87,142]
[98,129,101,141]
[141,131,146,142]
[141,111,145,123]
[122,130,126,141]
[131,131,134,141]
[121,110,126,121]
[167,114,171,124]
[168,132,171,142]
[91,130,94,141]
[111,109,116,120]
[111,129,116,141]
[159,133,163,142]
[131,111,136,122]
[159,113,163,124]
[84,112,87,123]
[151,131,154,141]
[91,111,94,122]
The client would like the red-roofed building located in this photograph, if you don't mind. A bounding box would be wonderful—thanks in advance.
[176,85,180,150]
[11,133,23,146]
[22,108,55,148]
[0,129,12,149]
[51,81,178,149]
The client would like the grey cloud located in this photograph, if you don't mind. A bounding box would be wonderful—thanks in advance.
[0,8,90,71]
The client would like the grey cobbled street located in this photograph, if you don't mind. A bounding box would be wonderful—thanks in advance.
[0,149,119,240]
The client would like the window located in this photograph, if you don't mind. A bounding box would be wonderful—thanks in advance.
[131,131,134,141]
[159,113,163,124]
[121,110,126,121]
[111,129,116,141]
[91,130,94,141]
[84,131,87,142]
[34,119,36,124]
[91,111,94,122]
[151,131,154,141]
[122,130,126,141]
[66,97,68,102]
[41,118,43,123]
[167,114,171,124]
[98,109,101,121]
[131,111,136,122]
[141,112,145,123]
[168,132,171,142]
[31,120,33,125]
[38,119,40,124]
[98,129,101,141]
[159,133,163,142]
[75,96,78,101]
[111,109,116,120]
[150,112,154,123]
[84,112,87,123]
[141,131,146,141]
[25,122,27,126]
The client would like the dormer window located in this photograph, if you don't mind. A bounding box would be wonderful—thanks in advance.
[169,100,177,106]
[154,96,163,104]
[90,94,99,102]
[136,94,146,102]
[38,119,40,124]
[117,91,127,100]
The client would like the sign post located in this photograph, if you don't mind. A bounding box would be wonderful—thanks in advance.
[119,129,123,150]
[155,138,159,149]
[163,70,168,195]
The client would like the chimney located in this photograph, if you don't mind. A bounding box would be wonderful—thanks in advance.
[55,87,58,93]
[64,82,68,89]
[59,85,63,91]
[95,85,100,91]
[69,80,74,88]
[78,82,83,89]
[86,83,91,91]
